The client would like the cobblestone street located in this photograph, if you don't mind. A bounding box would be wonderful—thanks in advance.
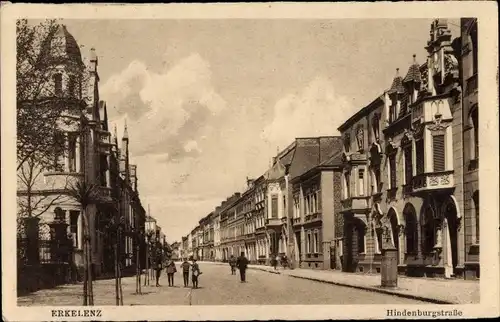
[18,262,428,306]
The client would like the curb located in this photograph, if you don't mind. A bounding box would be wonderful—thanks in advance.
[245,266,453,305]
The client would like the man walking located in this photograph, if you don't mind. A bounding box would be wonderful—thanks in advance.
[236,252,249,283]
[229,255,236,275]
[181,258,190,287]
[191,259,201,289]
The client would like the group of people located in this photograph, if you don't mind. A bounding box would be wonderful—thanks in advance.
[154,257,202,288]
[229,252,249,282]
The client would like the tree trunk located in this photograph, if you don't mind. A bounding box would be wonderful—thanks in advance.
[114,243,119,306]
[82,235,88,306]
[136,243,141,294]
[82,207,94,305]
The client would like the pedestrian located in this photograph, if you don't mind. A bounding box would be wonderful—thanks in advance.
[271,254,278,270]
[155,253,163,287]
[281,254,288,269]
[166,258,177,287]
[191,259,201,289]
[181,258,191,287]
[236,251,249,283]
[229,255,236,275]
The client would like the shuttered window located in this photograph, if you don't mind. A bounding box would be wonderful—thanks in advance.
[404,146,413,184]
[416,139,425,174]
[433,135,445,172]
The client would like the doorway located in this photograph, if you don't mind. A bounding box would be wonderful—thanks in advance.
[444,201,459,275]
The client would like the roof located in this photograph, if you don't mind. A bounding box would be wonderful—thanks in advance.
[39,24,84,68]
[388,70,405,94]
[403,62,422,84]
[265,158,286,180]
[338,95,385,132]
[288,137,342,179]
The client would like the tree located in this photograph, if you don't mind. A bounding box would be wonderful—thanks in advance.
[16,19,90,171]
[68,180,101,306]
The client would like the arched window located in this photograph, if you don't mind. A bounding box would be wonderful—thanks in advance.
[473,191,479,243]
[403,204,418,253]
[421,206,435,253]
[372,115,380,141]
[470,106,479,160]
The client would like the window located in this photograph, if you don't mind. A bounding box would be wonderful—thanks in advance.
[416,139,425,174]
[53,131,65,171]
[404,145,413,184]
[283,196,286,215]
[307,232,312,253]
[389,103,397,123]
[344,171,351,199]
[68,76,76,97]
[371,166,381,194]
[358,169,365,196]
[271,196,278,218]
[470,22,478,75]
[344,135,351,153]
[404,211,418,253]
[473,192,479,243]
[68,134,77,172]
[70,211,79,248]
[356,225,365,254]
[470,107,479,160]
[389,154,397,189]
[421,209,435,253]
[372,115,380,141]
[313,230,320,253]
[53,73,62,96]
[432,135,445,172]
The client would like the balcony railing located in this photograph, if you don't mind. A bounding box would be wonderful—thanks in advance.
[466,73,478,96]
[292,217,301,225]
[412,171,454,193]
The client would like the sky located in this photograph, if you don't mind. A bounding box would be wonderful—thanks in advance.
[61,18,459,243]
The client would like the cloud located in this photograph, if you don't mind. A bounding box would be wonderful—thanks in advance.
[261,76,356,148]
[101,53,226,158]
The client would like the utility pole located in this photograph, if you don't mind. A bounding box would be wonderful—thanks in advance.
[285,173,295,269]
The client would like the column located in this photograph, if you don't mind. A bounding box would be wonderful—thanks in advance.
[75,136,81,173]
[77,210,83,249]
[106,154,111,188]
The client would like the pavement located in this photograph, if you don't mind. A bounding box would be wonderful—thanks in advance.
[209,261,479,304]
[17,262,428,306]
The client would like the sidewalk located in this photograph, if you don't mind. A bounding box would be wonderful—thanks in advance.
[202,261,479,304]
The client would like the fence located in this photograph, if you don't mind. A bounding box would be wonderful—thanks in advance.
[17,237,77,296]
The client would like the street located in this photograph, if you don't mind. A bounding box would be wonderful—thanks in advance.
[18,263,427,306]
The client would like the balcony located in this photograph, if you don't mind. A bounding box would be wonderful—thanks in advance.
[340,196,370,213]
[466,73,478,96]
[266,218,283,227]
[292,217,301,226]
[304,212,322,223]
[342,152,368,165]
[411,171,454,193]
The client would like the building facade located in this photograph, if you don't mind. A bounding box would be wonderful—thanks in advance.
[16,24,147,278]
[339,19,477,279]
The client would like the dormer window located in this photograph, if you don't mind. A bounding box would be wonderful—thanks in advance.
[389,100,398,123]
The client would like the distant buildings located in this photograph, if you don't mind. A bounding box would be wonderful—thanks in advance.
[181,18,480,280]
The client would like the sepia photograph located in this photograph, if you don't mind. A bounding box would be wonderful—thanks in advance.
[1,2,498,321]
